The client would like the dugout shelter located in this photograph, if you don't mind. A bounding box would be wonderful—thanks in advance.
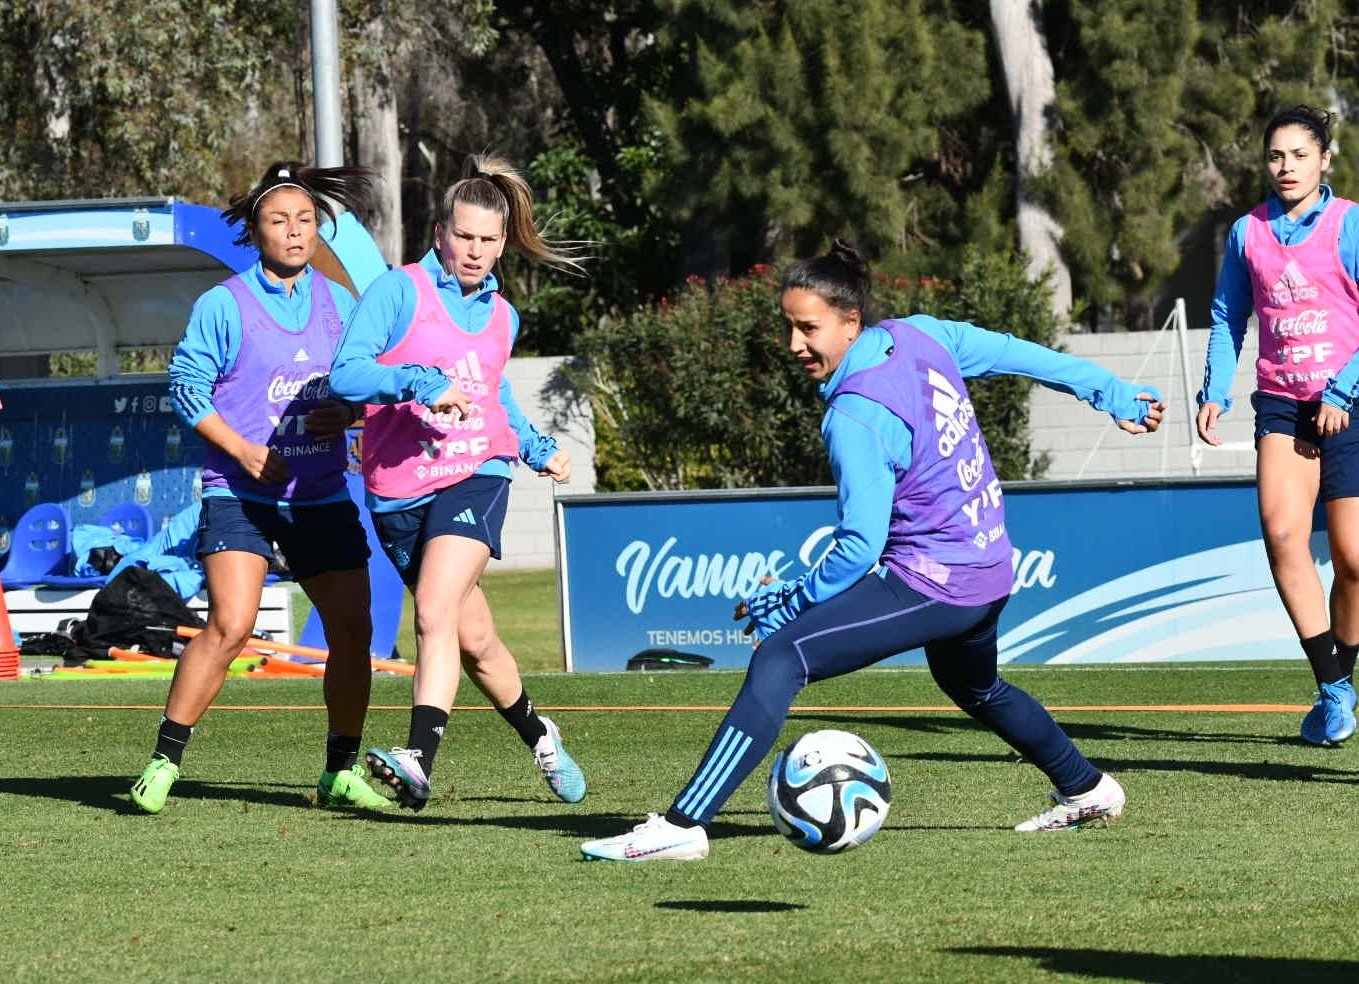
[0,197,399,654]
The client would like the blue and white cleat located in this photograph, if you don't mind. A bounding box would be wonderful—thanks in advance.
[534,716,587,803]
[364,747,431,811]
[580,813,710,862]
[1300,679,1357,746]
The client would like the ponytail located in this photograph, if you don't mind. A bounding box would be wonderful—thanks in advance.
[438,154,588,275]
[780,238,871,317]
[222,160,374,247]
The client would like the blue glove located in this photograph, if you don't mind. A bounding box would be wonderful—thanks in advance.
[743,579,807,641]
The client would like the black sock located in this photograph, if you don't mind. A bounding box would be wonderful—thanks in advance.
[325,733,361,774]
[1336,640,1359,681]
[1301,630,1342,687]
[408,705,449,777]
[153,716,194,766]
[664,807,703,830]
[497,689,548,748]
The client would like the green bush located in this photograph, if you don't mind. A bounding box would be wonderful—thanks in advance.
[561,246,1061,490]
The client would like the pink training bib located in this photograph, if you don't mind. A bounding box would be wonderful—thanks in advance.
[362,264,519,499]
[1246,197,1359,401]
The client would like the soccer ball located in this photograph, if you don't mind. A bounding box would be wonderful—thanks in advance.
[767,729,891,854]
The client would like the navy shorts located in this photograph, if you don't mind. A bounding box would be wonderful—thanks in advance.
[1252,391,1359,501]
[371,475,511,586]
[198,496,370,580]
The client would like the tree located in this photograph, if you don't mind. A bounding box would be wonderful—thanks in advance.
[1042,0,1359,329]
[989,0,1072,320]
[645,0,996,275]
[0,1,298,202]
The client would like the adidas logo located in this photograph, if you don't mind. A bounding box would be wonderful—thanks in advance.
[293,347,310,362]
[929,368,976,458]
[1269,260,1319,304]
[453,508,476,525]
[454,351,484,383]
[432,726,445,738]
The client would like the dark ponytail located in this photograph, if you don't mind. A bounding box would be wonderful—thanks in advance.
[221,160,375,247]
[780,238,871,317]
[1263,105,1334,156]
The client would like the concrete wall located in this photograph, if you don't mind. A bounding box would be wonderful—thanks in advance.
[1027,325,1258,480]
[495,356,595,569]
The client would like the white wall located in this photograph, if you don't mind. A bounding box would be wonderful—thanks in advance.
[1027,325,1258,480]
[494,356,595,569]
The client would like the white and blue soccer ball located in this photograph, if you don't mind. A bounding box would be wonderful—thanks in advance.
[767,729,891,854]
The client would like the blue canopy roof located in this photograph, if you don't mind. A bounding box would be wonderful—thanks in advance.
[0,197,387,376]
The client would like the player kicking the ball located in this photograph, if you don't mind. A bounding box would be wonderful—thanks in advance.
[582,241,1162,861]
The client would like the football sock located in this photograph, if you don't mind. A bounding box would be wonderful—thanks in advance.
[664,808,703,829]
[1301,630,1341,688]
[324,732,361,774]
[153,716,194,766]
[1336,640,1359,681]
[497,689,549,748]
[408,704,449,777]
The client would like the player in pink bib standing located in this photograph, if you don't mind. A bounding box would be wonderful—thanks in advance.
[131,162,389,813]
[1199,105,1359,744]
[330,155,586,810]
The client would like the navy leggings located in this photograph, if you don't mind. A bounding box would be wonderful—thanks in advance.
[670,568,1100,826]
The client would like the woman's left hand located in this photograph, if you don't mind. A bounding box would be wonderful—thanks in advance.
[539,450,572,483]
[1118,392,1167,435]
[304,400,356,440]
[1316,402,1351,437]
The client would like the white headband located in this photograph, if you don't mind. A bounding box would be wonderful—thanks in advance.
[251,178,310,217]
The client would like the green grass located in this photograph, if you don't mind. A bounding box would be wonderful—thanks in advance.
[2,663,1358,981]
[290,568,564,671]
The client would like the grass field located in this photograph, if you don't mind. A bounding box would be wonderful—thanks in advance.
[4,654,1359,982]
[290,567,566,673]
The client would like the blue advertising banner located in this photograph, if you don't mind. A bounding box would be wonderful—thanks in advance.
[556,481,1316,670]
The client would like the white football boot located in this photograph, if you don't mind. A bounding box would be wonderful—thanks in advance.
[580,813,710,862]
[1014,773,1125,832]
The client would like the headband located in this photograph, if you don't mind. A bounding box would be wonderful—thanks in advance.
[251,174,310,217]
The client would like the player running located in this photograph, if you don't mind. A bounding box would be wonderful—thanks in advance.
[132,161,387,814]
[329,154,586,811]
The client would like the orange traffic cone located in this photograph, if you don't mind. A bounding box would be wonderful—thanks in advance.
[0,579,19,680]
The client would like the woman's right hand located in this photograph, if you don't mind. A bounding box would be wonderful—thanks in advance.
[428,383,472,419]
[1196,402,1223,446]
[236,441,288,484]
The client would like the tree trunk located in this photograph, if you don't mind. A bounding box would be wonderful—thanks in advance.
[349,19,402,265]
[989,0,1072,321]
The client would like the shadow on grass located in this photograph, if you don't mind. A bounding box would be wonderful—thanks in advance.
[655,900,806,913]
[0,775,311,813]
[790,712,1303,747]
[894,751,1359,785]
[948,945,1359,982]
[345,808,768,842]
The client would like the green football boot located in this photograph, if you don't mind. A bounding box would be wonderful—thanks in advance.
[317,764,391,810]
[130,756,180,814]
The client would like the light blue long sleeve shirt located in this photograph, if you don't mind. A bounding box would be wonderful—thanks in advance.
[168,261,358,505]
[1201,185,1359,412]
[329,250,560,512]
[798,316,1157,610]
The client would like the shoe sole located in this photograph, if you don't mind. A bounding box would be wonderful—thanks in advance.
[365,752,430,811]
[580,845,709,862]
[1016,805,1125,832]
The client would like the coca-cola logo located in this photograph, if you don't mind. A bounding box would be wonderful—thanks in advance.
[956,434,985,491]
[1271,308,1329,338]
[267,371,330,403]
